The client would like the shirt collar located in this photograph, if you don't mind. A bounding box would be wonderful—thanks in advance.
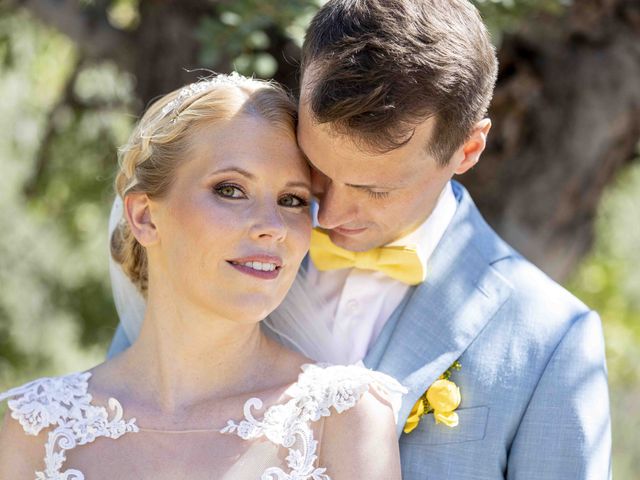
[386,181,457,272]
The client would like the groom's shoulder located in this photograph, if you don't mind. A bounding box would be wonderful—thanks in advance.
[486,246,599,360]
[459,239,603,392]
[495,252,588,315]
[453,183,591,322]
[469,223,592,336]
[448,183,598,349]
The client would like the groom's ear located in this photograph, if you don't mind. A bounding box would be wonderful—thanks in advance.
[124,192,159,246]
[452,118,492,175]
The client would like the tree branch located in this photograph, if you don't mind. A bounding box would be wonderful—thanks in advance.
[11,0,134,69]
[23,56,84,198]
[463,0,640,280]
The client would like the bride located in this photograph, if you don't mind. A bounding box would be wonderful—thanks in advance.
[0,74,404,479]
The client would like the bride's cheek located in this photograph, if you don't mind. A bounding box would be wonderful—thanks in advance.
[291,215,312,248]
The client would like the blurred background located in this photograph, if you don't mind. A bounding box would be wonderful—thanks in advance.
[0,0,638,476]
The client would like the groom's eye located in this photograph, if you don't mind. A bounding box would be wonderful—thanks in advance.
[214,183,246,199]
[366,189,390,200]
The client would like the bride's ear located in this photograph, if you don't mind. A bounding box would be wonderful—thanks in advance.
[124,192,159,246]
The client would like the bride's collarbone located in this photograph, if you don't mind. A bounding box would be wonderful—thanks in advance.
[88,340,311,431]
[85,365,304,433]
[59,374,305,479]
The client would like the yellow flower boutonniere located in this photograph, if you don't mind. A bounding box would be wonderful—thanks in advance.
[403,361,462,434]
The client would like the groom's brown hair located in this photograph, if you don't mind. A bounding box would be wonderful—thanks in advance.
[301,0,498,165]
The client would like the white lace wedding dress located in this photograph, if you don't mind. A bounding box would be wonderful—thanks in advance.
[0,363,404,479]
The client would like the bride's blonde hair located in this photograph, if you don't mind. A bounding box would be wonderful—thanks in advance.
[111,74,298,294]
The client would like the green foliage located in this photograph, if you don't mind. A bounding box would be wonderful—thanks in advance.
[472,0,567,40]
[0,12,133,402]
[107,0,141,31]
[567,161,640,479]
[194,0,569,79]
[568,162,640,385]
[197,0,323,77]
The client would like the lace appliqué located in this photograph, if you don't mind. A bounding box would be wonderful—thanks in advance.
[0,372,138,480]
[220,363,405,480]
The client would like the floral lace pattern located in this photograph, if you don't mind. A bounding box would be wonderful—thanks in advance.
[0,364,404,479]
[220,363,406,480]
[0,372,138,479]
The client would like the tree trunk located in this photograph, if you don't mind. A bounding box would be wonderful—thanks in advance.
[462,0,640,280]
[129,1,213,105]
[14,0,640,280]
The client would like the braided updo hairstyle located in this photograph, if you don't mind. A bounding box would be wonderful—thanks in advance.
[110,74,298,295]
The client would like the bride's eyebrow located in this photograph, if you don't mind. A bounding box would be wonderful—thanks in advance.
[207,167,310,191]
[208,167,255,179]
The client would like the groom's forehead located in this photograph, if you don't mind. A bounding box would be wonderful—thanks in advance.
[297,111,434,188]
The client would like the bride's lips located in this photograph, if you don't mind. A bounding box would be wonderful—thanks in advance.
[226,254,283,280]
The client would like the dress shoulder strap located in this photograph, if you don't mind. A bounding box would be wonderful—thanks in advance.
[220,363,406,480]
[290,363,407,421]
[0,372,94,436]
[0,372,138,479]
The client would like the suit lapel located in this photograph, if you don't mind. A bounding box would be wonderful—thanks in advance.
[365,182,514,437]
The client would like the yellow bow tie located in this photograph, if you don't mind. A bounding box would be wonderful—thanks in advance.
[309,229,426,285]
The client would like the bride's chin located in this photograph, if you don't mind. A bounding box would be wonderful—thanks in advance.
[211,297,282,324]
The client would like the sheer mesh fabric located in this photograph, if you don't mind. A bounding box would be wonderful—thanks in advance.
[0,364,404,479]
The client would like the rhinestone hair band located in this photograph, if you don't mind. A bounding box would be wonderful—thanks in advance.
[160,72,254,121]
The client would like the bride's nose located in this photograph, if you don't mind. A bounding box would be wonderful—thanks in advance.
[248,202,287,242]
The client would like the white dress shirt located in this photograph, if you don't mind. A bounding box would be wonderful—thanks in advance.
[307,182,458,364]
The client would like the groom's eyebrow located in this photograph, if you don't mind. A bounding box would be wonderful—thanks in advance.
[301,152,392,190]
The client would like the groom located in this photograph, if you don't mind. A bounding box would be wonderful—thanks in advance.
[294,0,610,478]
[109,0,611,478]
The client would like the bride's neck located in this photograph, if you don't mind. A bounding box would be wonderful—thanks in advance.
[119,290,279,414]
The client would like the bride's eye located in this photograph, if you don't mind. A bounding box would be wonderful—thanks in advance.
[279,194,309,208]
[214,183,246,199]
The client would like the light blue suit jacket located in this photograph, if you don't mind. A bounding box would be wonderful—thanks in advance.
[362,181,611,479]
[108,181,611,479]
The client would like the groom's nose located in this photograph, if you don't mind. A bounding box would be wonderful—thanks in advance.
[310,167,359,229]
[315,182,358,230]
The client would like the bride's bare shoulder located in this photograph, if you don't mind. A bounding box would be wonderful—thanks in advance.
[0,377,64,477]
[302,365,403,480]
[0,406,46,476]
[320,388,401,480]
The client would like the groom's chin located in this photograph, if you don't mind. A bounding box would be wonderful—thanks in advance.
[327,229,381,252]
